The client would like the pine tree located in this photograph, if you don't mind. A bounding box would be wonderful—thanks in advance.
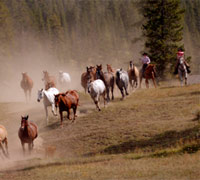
[142,0,185,77]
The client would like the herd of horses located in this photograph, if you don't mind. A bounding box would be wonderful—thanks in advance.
[0,59,188,158]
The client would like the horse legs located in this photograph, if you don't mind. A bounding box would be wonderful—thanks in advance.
[3,138,9,157]
[139,75,143,88]
[24,90,28,102]
[120,88,125,100]
[51,104,57,116]
[111,85,114,100]
[60,111,63,127]
[72,106,77,122]
[145,79,149,88]
[0,141,7,157]
[103,91,106,107]
[152,78,157,88]
[21,141,25,154]
[44,105,49,125]
[106,87,110,102]
[29,89,32,101]
[67,109,72,120]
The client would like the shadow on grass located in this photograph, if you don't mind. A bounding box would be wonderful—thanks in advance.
[100,125,200,155]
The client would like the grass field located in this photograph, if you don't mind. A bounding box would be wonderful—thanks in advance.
[0,83,200,179]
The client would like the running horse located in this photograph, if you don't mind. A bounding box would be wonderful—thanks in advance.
[55,90,79,126]
[96,64,115,101]
[81,66,96,93]
[139,64,157,88]
[18,115,38,153]
[20,72,33,102]
[178,57,188,86]
[127,61,139,90]
[107,64,115,74]
[42,71,56,90]
[0,125,9,158]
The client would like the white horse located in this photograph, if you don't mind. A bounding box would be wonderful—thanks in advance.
[58,71,71,88]
[37,87,59,125]
[88,79,106,111]
[178,58,187,86]
[116,68,129,100]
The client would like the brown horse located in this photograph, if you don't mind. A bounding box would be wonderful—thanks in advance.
[96,64,115,101]
[18,115,38,153]
[81,66,96,93]
[127,61,139,90]
[55,90,79,126]
[42,71,56,90]
[139,64,157,88]
[0,125,9,158]
[20,72,33,102]
[107,64,115,74]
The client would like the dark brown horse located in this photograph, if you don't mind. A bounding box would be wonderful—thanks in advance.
[42,71,56,90]
[55,90,79,126]
[139,64,157,88]
[18,115,38,153]
[96,64,115,101]
[127,61,139,90]
[20,72,33,102]
[81,66,96,93]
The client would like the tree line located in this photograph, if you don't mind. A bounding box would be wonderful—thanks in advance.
[0,0,199,75]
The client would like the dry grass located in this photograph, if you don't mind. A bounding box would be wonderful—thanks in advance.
[0,84,200,179]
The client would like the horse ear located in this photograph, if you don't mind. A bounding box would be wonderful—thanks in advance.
[26,115,29,120]
[120,68,122,71]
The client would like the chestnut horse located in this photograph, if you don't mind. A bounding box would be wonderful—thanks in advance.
[42,71,56,90]
[81,66,96,93]
[55,90,79,126]
[107,64,115,74]
[96,64,115,101]
[0,125,9,158]
[139,64,157,88]
[20,72,33,102]
[18,115,38,153]
[127,61,139,90]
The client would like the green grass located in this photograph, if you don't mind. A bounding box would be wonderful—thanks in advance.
[0,84,200,179]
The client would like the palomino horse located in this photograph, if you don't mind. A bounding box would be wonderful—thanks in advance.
[116,68,129,100]
[88,79,106,111]
[81,66,96,93]
[37,87,59,125]
[0,125,9,158]
[20,72,33,102]
[42,71,56,90]
[55,90,79,126]
[178,58,187,86]
[127,61,139,90]
[139,64,157,88]
[18,115,38,153]
[96,64,115,101]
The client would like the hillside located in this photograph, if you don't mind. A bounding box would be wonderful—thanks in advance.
[0,84,199,179]
[0,0,199,81]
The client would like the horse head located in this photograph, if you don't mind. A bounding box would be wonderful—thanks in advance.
[20,115,29,130]
[22,72,28,79]
[96,64,103,79]
[116,69,122,79]
[37,89,43,102]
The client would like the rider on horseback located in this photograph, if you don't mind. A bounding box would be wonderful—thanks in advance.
[141,52,151,77]
[174,49,191,74]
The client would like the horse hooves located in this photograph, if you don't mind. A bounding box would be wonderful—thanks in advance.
[98,109,101,111]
